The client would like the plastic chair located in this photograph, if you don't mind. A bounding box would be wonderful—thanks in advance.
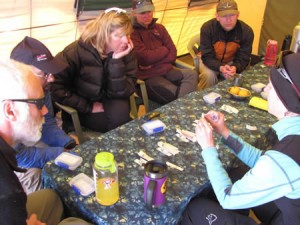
[187,33,201,74]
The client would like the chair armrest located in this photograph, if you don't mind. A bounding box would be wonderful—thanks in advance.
[137,79,150,113]
[129,94,138,119]
[193,56,200,74]
[187,34,200,59]
[55,102,86,144]
[175,59,195,71]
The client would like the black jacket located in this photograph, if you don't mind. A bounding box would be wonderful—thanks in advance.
[200,18,254,73]
[0,137,27,225]
[52,39,137,113]
[272,135,300,225]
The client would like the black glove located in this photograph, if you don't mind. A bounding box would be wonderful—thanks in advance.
[64,139,77,150]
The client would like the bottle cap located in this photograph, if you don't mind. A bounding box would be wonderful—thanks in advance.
[95,152,116,173]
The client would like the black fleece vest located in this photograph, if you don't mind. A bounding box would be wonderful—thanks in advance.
[271,135,300,225]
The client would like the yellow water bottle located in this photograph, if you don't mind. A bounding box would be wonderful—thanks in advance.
[93,152,119,206]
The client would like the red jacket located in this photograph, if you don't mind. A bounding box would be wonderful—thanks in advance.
[131,18,177,80]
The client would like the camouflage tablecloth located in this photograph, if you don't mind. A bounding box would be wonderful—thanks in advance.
[42,63,276,225]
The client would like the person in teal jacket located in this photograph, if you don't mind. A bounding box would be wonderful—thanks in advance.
[10,36,76,194]
[180,52,300,225]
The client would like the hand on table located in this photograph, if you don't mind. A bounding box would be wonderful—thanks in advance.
[27,214,45,225]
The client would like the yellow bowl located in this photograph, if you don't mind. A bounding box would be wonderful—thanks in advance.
[228,87,251,100]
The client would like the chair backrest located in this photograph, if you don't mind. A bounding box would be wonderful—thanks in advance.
[187,34,200,59]
[187,33,201,73]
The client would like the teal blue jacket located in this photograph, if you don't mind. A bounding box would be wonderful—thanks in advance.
[201,116,300,210]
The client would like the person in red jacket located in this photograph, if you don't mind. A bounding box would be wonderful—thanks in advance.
[131,0,197,104]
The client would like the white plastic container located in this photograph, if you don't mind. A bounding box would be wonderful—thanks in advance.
[69,173,95,196]
[290,22,300,53]
[54,152,83,170]
[203,92,222,104]
[141,120,166,135]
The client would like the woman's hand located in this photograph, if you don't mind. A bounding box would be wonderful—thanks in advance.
[204,111,230,139]
[112,38,134,59]
[195,117,215,149]
[92,102,104,113]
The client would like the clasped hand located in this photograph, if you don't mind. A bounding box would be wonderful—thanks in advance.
[220,64,236,79]
[195,111,230,150]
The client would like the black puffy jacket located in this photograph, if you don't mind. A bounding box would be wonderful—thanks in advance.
[51,39,137,113]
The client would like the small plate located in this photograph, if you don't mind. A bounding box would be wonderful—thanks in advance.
[228,87,251,100]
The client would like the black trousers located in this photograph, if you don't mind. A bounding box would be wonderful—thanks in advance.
[62,98,131,133]
[179,164,280,225]
[179,197,257,225]
[144,67,197,104]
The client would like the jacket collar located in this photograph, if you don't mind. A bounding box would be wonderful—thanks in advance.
[0,137,26,172]
[132,17,158,30]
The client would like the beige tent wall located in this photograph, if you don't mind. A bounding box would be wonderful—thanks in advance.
[259,0,300,55]
[0,0,266,60]
[154,0,267,56]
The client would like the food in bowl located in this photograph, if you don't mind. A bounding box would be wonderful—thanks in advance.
[229,86,240,95]
[228,86,251,100]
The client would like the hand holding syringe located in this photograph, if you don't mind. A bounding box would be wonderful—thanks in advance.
[195,111,230,148]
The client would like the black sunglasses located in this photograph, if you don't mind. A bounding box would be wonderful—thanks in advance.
[4,97,45,110]
[275,50,300,98]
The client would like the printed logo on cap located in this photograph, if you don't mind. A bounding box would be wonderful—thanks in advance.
[36,54,47,61]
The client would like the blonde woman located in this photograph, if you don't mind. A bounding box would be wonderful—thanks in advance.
[52,8,137,133]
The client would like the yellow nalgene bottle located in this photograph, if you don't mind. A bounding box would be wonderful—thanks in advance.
[93,152,119,206]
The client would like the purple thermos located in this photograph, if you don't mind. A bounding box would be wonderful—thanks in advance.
[144,160,168,209]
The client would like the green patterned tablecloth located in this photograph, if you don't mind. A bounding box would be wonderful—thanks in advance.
[42,63,276,225]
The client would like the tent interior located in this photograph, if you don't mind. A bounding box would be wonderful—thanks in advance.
[0,0,299,62]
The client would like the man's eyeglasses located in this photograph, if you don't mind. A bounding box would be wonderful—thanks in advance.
[3,98,45,110]
[104,7,127,14]
[35,72,52,80]
[275,50,300,98]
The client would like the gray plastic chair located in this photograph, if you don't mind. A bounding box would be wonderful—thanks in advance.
[187,33,201,74]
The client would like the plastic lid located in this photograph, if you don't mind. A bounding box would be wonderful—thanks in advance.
[69,173,95,196]
[94,152,116,173]
[54,152,83,170]
[268,40,278,44]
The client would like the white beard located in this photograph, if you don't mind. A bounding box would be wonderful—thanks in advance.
[12,104,44,146]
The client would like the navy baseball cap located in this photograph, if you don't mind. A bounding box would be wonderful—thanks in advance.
[10,36,67,74]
